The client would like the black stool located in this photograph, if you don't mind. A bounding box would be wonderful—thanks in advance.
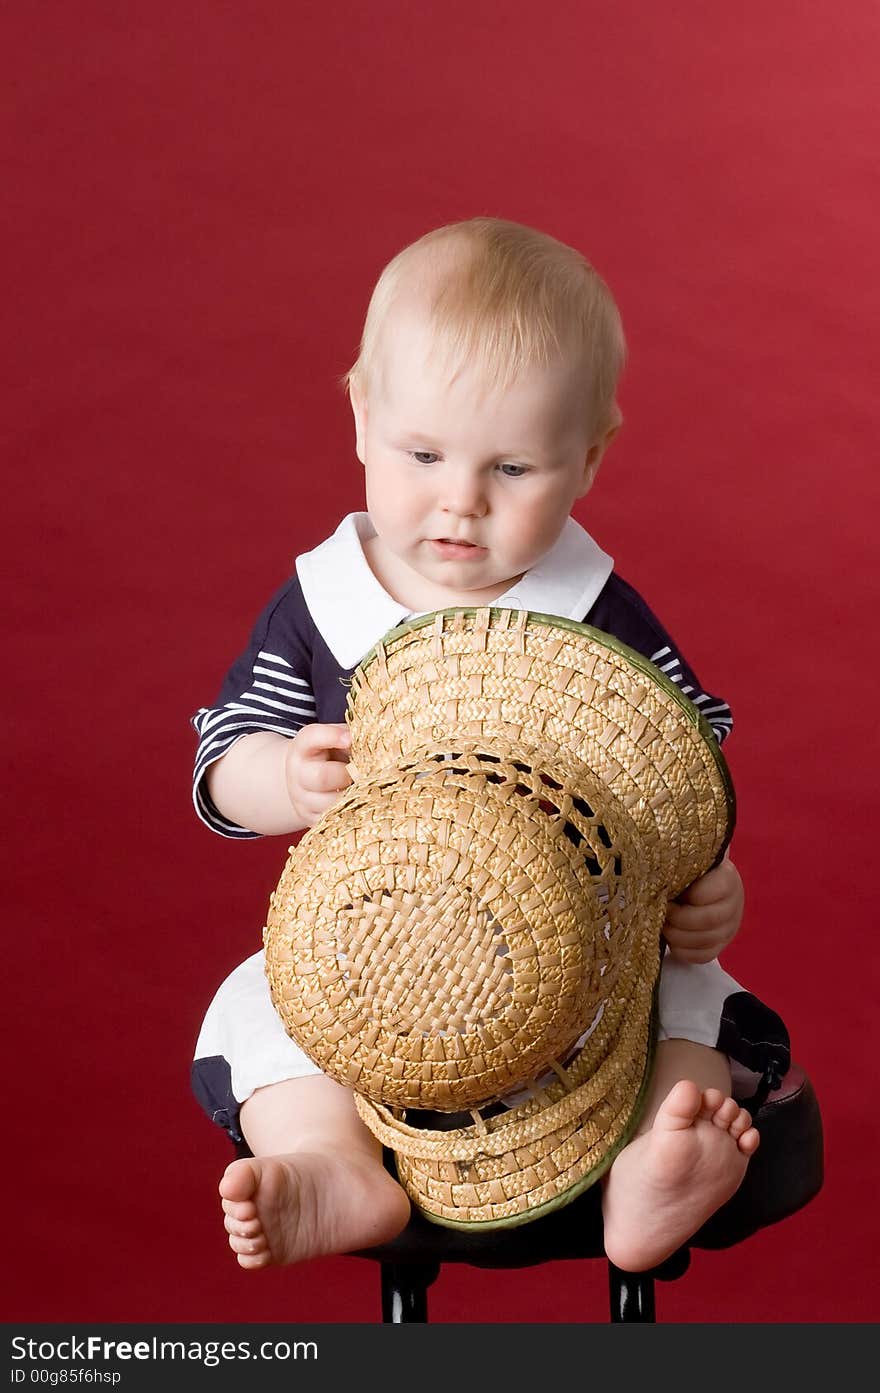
[352,1065,823,1322]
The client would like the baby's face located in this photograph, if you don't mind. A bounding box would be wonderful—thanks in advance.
[351,309,606,612]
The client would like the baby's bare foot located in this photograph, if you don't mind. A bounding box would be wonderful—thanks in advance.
[602,1079,759,1272]
[219,1151,410,1269]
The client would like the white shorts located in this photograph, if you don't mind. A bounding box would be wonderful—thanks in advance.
[192,947,756,1133]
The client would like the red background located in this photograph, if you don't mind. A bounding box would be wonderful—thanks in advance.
[6,2,879,1322]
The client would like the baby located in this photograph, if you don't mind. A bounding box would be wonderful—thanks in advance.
[192,217,778,1275]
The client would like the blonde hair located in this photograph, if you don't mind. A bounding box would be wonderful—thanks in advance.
[345,217,626,437]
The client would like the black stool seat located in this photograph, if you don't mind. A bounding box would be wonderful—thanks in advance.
[353,1065,823,1320]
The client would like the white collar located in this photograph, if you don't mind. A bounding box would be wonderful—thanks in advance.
[296,512,614,669]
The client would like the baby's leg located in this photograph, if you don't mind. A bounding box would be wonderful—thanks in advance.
[601,1039,759,1273]
[219,1075,411,1269]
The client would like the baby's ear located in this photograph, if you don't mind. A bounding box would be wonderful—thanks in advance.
[579,405,622,496]
[597,400,623,454]
[349,379,368,464]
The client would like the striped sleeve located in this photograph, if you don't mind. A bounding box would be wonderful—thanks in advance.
[645,642,733,744]
[643,640,729,746]
[584,573,734,746]
[191,577,317,838]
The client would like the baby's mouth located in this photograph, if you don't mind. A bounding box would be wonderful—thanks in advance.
[430,537,486,558]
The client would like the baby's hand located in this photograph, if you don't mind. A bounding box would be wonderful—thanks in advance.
[284,723,353,828]
[663,852,744,964]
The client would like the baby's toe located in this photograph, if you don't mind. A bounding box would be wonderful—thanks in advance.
[236,1250,270,1271]
[218,1158,260,1205]
[729,1107,754,1140]
[699,1087,726,1120]
[221,1196,257,1223]
[229,1232,267,1257]
[736,1124,761,1157]
[710,1096,741,1131]
[224,1213,261,1239]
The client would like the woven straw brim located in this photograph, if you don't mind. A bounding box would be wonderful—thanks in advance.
[354,919,662,1228]
[265,740,649,1110]
[348,607,734,897]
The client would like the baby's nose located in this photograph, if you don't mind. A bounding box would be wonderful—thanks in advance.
[441,471,487,515]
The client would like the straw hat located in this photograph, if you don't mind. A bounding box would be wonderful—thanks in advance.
[263,607,734,1227]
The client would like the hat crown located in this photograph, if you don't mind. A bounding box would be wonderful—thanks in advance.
[266,739,644,1110]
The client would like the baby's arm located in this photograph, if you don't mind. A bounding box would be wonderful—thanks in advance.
[663,852,744,963]
[207,724,352,836]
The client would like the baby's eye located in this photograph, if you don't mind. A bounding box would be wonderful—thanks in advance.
[410,451,439,465]
[498,462,529,478]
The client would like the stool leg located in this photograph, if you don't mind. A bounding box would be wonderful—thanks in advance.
[380,1261,440,1323]
[608,1263,656,1322]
